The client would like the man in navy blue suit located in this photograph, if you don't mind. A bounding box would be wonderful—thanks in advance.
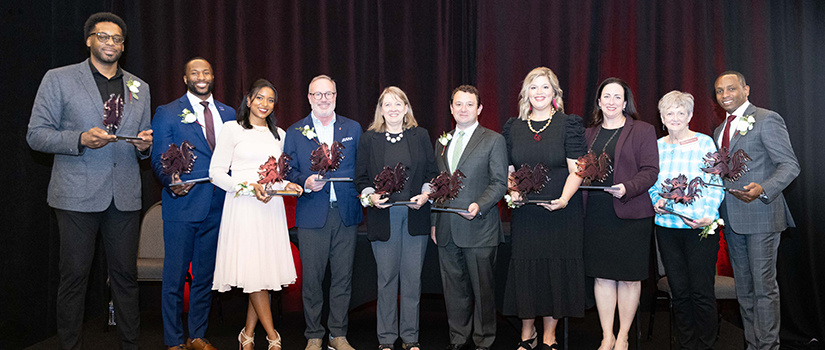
[151,58,236,350]
[284,75,363,350]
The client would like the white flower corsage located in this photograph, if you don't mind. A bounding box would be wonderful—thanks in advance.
[438,131,452,156]
[734,114,755,136]
[179,109,197,124]
[234,182,256,198]
[504,193,520,209]
[699,218,724,240]
[296,125,318,141]
[358,193,374,207]
[126,78,140,103]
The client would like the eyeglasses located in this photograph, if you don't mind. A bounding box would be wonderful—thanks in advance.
[309,91,336,100]
[89,32,125,44]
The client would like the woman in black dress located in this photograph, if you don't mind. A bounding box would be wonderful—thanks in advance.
[354,86,438,350]
[502,67,587,350]
[583,78,658,350]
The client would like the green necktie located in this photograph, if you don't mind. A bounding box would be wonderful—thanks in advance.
[450,130,465,173]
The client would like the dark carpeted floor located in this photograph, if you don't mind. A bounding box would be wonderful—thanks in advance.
[25,285,746,350]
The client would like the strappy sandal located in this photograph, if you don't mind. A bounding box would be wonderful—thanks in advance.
[517,333,538,350]
[402,342,420,350]
[238,328,254,350]
[266,331,282,350]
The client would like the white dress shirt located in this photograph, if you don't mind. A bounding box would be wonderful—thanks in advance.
[186,91,224,141]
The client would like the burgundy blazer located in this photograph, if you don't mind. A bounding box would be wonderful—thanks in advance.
[583,118,659,219]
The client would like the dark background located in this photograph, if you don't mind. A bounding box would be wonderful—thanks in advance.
[2,1,823,349]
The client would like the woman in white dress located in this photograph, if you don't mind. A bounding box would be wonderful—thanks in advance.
[209,79,303,350]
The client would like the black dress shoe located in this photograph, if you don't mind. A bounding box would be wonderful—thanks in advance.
[445,344,464,350]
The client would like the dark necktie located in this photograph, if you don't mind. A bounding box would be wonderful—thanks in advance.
[721,114,737,150]
[201,101,216,150]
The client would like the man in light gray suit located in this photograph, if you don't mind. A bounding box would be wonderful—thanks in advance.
[27,12,152,350]
[431,85,508,350]
[713,71,799,350]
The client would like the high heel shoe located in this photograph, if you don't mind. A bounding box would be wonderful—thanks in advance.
[238,328,254,350]
[267,330,282,350]
[517,327,538,350]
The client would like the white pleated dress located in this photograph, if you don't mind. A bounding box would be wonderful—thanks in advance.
[210,122,296,293]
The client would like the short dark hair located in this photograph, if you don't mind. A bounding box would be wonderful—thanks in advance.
[716,70,747,86]
[589,77,639,128]
[237,79,280,139]
[84,12,127,39]
[450,85,481,105]
[184,57,210,74]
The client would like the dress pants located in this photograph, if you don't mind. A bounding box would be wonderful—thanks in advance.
[161,191,223,346]
[371,206,428,344]
[656,226,719,350]
[724,229,781,350]
[298,205,358,339]
[54,201,140,350]
[438,238,498,348]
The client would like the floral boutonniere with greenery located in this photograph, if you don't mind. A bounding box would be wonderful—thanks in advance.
[733,114,755,136]
[179,109,199,124]
[234,182,256,198]
[296,125,320,144]
[699,218,724,240]
[126,78,140,103]
[438,131,452,156]
[358,193,374,207]
[503,193,520,209]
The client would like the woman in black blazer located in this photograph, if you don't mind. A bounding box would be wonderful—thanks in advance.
[354,86,438,350]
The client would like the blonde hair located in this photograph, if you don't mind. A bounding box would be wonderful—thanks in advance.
[368,86,418,132]
[658,90,695,116]
[308,74,337,93]
[518,67,564,120]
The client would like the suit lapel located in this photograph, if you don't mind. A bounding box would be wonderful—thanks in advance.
[120,72,134,128]
[614,119,633,164]
[178,96,212,154]
[457,127,485,169]
[78,61,104,122]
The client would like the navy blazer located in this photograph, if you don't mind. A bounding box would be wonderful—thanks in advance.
[354,127,438,241]
[584,118,659,219]
[283,114,363,228]
[151,94,236,222]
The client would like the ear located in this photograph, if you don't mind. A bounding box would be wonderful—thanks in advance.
[183,75,188,85]
[247,96,253,108]
[743,85,750,98]
[86,36,93,49]
[476,104,483,115]
[686,112,694,123]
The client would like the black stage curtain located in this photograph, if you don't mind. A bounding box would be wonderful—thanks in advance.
[2,1,822,349]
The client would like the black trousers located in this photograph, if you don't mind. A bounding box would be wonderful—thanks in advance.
[656,226,720,350]
[54,202,140,350]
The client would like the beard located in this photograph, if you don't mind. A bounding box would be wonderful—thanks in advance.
[187,79,214,98]
[92,46,122,64]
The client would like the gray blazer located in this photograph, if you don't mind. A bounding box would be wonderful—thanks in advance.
[713,103,799,234]
[27,58,152,212]
[432,126,508,248]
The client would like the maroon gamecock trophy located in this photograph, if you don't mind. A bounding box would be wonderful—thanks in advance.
[429,170,469,214]
[161,141,211,186]
[700,147,751,195]
[508,163,551,206]
[259,154,298,196]
[372,163,413,206]
[103,93,140,141]
[575,151,615,190]
[310,141,351,181]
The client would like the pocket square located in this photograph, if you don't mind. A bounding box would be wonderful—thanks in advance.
[341,136,354,142]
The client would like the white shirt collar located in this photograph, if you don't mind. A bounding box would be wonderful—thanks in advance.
[456,121,479,136]
[310,111,336,126]
[728,100,751,118]
[186,91,214,108]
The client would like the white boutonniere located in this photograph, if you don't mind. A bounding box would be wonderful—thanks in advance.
[503,193,520,209]
[438,131,452,156]
[734,114,755,136]
[126,78,140,103]
[178,109,198,124]
[234,182,256,198]
[699,218,725,240]
[296,125,320,144]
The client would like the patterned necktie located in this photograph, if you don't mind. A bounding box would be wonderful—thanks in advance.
[201,101,216,150]
[450,131,465,173]
[721,114,737,150]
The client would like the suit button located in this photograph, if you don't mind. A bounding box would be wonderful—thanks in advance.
[113,163,117,167]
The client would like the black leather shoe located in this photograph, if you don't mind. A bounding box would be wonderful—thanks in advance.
[445,344,464,350]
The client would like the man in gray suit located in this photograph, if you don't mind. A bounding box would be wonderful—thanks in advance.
[713,71,799,350]
[27,12,152,350]
[432,85,508,350]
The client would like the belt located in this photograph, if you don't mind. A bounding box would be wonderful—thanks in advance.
[329,201,338,208]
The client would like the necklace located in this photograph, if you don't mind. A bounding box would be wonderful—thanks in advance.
[587,126,622,155]
[385,131,403,143]
[527,107,555,142]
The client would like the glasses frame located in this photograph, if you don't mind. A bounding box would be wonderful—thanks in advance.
[89,32,125,45]
[309,91,337,100]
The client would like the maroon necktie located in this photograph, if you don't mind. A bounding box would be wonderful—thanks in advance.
[721,114,737,150]
[201,101,216,150]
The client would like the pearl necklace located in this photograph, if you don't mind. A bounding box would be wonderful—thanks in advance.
[385,131,403,143]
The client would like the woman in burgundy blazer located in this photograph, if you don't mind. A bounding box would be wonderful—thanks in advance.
[582,78,658,350]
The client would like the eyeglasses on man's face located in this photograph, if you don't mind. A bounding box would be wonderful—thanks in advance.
[309,91,336,100]
[89,32,125,44]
